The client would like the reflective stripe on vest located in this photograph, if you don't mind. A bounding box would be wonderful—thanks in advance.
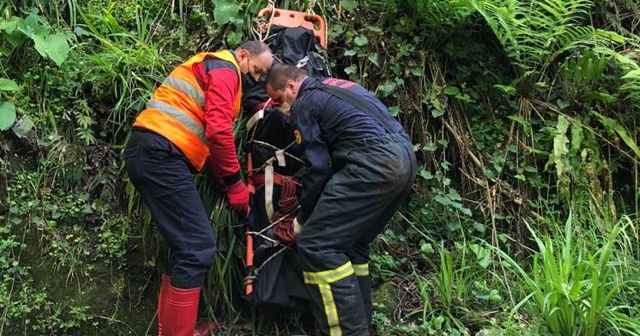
[162,76,205,107]
[132,50,241,171]
[147,99,207,143]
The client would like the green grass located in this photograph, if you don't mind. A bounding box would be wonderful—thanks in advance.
[496,212,640,336]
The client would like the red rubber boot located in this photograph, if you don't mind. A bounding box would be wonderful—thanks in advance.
[162,285,201,336]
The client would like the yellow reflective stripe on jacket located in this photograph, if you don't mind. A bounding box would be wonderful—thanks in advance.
[147,99,206,144]
[303,262,354,285]
[162,76,205,107]
[353,263,369,277]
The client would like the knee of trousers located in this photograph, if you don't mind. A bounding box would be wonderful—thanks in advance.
[195,245,216,269]
[296,241,342,268]
[175,245,216,269]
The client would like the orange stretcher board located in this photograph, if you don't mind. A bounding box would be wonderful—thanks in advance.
[257,8,327,48]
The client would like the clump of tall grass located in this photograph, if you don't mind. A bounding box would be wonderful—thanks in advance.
[77,4,180,139]
[496,212,640,336]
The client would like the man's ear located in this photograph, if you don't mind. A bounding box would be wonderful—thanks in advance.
[238,49,249,59]
[286,79,296,93]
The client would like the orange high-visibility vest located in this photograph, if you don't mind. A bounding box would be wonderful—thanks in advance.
[132,51,242,171]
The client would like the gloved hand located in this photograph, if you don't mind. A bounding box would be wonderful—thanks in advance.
[293,217,303,235]
[226,180,249,212]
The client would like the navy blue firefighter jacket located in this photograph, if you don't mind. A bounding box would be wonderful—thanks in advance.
[290,77,405,224]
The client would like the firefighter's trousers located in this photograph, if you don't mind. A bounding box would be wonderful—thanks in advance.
[296,133,417,336]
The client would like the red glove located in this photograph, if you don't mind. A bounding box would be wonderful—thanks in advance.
[227,180,249,212]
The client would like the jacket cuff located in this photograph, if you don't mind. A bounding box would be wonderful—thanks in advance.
[222,171,242,186]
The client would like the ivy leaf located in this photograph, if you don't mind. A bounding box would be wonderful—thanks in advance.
[419,168,433,180]
[447,189,462,201]
[354,35,368,47]
[435,194,451,206]
[344,49,357,57]
[212,0,240,26]
[0,102,17,131]
[0,78,19,91]
[423,142,437,152]
[367,53,379,66]
[344,65,357,75]
[32,33,70,66]
[341,0,357,11]
[388,106,400,117]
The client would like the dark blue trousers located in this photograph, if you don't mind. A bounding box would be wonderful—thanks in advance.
[123,129,216,289]
[296,133,417,336]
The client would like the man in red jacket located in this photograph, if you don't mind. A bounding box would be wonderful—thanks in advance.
[122,41,272,335]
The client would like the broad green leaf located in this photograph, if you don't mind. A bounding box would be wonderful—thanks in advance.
[0,102,17,130]
[33,33,70,66]
[447,189,462,201]
[494,84,516,95]
[472,221,485,233]
[569,118,583,155]
[376,80,395,97]
[484,168,497,181]
[0,78,19,91]
[4,30,26,47]
[411,68,424,76]
[354,35,368,47]
[556,99,570,109]
[0,18,18,32]
[443,86,460,96]
[423,142,437,152]
[435,194,451,206]
[212,0,240,26]
[344,64,357,75]
[344,49,357,56]
[366,25,382,33]
[447,220,462,231]
[550,115,570,178]
[387,105,400,117]
[419,168,433,180]
[226,30,243,47]
[341,0,357,11]
[431,108,445,118]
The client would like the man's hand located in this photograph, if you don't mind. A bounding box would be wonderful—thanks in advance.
[293,217,302,235]
[227,180,249,212]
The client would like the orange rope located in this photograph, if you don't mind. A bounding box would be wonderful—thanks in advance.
[272,177,299,243]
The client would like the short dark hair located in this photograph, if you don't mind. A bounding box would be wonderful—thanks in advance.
[265,63,307,90]
[237,40,271,56]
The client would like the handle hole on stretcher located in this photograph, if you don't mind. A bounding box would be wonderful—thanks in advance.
[257,8,327,47]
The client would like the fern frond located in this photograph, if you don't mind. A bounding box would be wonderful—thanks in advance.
[412,0,472,32]
[468,0,623,77]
